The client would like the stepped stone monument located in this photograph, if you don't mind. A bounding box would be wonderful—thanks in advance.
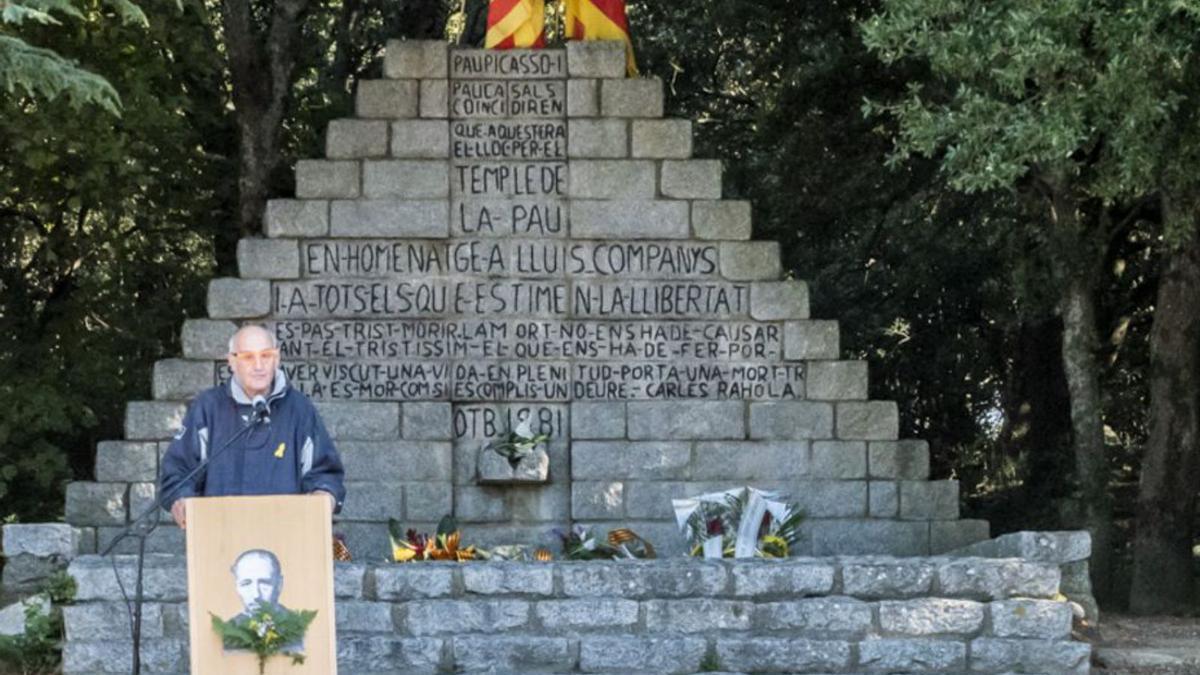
[1,39,1094,673]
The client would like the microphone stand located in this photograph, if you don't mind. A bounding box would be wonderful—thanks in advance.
[101,405,267,675]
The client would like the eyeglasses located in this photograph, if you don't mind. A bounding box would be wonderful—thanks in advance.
[231,348,279,364]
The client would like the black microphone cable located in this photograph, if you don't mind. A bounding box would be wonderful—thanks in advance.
[102,404,268,675]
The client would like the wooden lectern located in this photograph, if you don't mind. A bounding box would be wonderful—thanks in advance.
[185,495,337,674]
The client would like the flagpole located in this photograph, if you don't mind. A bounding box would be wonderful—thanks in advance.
[556,0,566,44]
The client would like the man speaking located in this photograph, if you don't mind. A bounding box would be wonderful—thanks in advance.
[160,325,346,528]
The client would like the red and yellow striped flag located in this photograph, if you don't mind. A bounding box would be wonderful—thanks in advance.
[486,0,547,49]
[564,0,638,76]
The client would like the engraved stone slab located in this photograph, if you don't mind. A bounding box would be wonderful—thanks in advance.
[453,403,570,439]
[450,81,566,119]
[233,358,805,402]
[272,279,569,319]
[451,120,567,160]
[571,281,750,319]
[454,199,567,238]
[299,239,720,280]
[570,362,803,401]
[450,50,566,80]
[271,319,782,362]
[452,162,567,198]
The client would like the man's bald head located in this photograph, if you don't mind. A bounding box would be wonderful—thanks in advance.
[227,325,279,398]
[228,325,276,354]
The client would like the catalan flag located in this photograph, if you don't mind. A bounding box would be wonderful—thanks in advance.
[564,0,638,76]
[486,0,547,49]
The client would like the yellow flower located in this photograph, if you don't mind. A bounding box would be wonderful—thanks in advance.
[759,535,789,558]
[392,544,418,562]
[430,531,477,561]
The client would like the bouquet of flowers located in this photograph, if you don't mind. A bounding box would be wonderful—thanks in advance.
[475,545,554,562]
[211,604,316,674]
[389,515,477,563]
[673,487,805,559]
[484,417,549,468]
[554,524,656,560]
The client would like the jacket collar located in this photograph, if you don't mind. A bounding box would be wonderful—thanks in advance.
[229,368,289,405]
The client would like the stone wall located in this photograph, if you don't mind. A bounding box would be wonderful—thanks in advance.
[951,530,1097,622]
[55,38,989,562]
[0,38,1094,675]
[61,554,1089,674]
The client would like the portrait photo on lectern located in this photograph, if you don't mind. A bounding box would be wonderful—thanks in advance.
[212,548,315,661]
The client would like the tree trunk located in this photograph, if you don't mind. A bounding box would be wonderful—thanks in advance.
[221,0,310,243]
[1130,230,1200,614]
[1059,265,1117,604]
[1006,317,1073,505]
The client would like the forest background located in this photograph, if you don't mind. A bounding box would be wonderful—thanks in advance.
[2,0,1198,615]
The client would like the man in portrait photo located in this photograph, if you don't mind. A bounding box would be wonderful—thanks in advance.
[227,548,304,652]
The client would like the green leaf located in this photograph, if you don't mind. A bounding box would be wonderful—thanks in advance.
[100,0,147,26]
[436,514,458,537]
[0,36,122,115]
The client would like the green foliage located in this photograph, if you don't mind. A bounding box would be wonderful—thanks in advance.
[0,572,77,674]
[682,490,805,558]
[41,570,77,604]
[0,380,79,509]
[0,33,119,114]
[860,1,1199,207]
[211,605,317,675]
[0,0,158,114]
[0,0,227,520]
[484,424,549,468]
[0,600,61,675]
[436,514,459,537]
[556,524,623,561]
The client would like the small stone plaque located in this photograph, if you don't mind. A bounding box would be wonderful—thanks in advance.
[454,199,567,238]
[299,239,721,280]
[450,49,566,80]
[451,120,567,160]
[450,81,566,119]
[452,162,568,198]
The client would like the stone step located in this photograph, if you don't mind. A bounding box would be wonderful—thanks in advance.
[182,314,840,362]
[60,555,1083,674]
[260,197,757,242]
[61,633,1092,675]
[124,400,187,441]
[950,529,1091,563]
[242,237,796,281]
[1,523,91,591]
[65,554,1064,605]
[209,277,831,324]
[290,158,728,204]
[323,117,701,162]
[59,514,985,562]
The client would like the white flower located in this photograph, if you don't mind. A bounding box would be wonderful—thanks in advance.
[514,417,534,440]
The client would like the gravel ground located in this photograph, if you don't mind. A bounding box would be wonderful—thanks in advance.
[1091,614,1200,674]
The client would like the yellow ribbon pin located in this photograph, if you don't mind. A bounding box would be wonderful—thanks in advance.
[274,442,286,458]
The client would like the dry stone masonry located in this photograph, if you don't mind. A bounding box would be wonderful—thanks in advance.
[68,38,991,558]
[0,38,1092,673]
[61,555,1090,674]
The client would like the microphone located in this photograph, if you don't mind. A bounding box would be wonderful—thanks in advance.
[251,395,270,424]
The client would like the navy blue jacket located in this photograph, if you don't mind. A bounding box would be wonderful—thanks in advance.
[159,372,345,513]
